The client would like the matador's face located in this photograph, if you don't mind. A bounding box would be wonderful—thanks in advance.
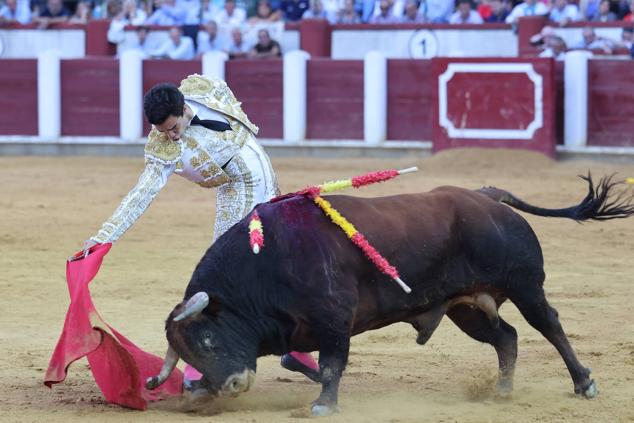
[155,105,193,142]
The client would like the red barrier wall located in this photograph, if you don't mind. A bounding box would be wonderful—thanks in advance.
[306,59,364,140]
[61,59,119,136]
[225,60,283,139]
[588,60,634,147]
[142,60,202,134]
[0,60,38,135]
[432,58,556,158]
[387,60,433,141]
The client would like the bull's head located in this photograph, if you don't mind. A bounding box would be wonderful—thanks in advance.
[146,292,257,397]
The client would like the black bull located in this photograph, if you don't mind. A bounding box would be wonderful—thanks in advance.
[148,175,634,415]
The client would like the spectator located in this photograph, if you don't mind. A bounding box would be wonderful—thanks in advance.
[227,26,250,58]
[215,0,247,26]
[485,0,510,22]
[176,0,202,24]
[573,26,614,53]
[118,0,148,23]
[279,0,309,21]
[196,20,223,55]
[200,0,222,22]
[620,27,633,48]
[505,0,548,24]
[426,0,454,22]
[248,0,281,24]
[117,25,154,57]
[35,0,71,28]
[369,0,400,22]
[624,0,634,20]
[583,0,600,20]
[401,0,426,22]
[145,0,187,25]
[0,0,32,24]
[321,0,343,21]
[69,0,93,23]
[303,0,329,18]
[336,0,361,22]
[449,0,483,23]
[548,0,579,25]
[369,0,405,20]
[150,25,195,59]
[248,28,281,58]
[94,0,124,19]
[591,0,616,20]
[539,35,567,59]
[529,24,556,47]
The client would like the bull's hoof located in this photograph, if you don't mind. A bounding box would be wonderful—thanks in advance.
[311,404,339,417]
[495,380,513,398]
[581,380,598,399]
[145,376,160,390]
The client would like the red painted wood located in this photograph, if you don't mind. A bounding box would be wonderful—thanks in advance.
[300,19,332,57]
[0,60,38,135]
[387,60,433,141]
[306,59,364,140]
[225,60,283,139]
[588,60,634,147]
[517,15,548,57]
[61,58,119,136]
[432,57,556,158]
[142,60,202,134]
[86,20,116,57]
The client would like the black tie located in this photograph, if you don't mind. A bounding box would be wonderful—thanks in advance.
[190,115,232,132]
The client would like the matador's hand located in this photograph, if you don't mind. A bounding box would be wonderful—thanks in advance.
[82,239,100,257]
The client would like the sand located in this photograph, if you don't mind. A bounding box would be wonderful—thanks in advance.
[1,149,633,422]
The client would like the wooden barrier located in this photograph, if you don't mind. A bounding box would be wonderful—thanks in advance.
[0,59,38,135]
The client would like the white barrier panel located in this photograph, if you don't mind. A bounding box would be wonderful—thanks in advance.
[37,50,61,140]
[0,30,85,58]
[283,50,310,142]
[119,50,143,141]
[364,51,387,145]
[202,51,228,80]
[332,29,517,59]
[564,51,592,148]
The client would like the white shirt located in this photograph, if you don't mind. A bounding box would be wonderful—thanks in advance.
[214,7,247,26]
[151,36,195,60]
[185,99,229,124]
[449,10,483,24]
[549,4,580,23]
[196,31,225,55]
[505,1,549,23]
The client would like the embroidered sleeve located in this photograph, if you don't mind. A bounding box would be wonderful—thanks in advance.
[91,159,175,244]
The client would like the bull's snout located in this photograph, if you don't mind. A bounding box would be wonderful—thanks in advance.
[221,369,255,397]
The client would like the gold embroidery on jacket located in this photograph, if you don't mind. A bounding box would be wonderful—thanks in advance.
[144,128,182,164]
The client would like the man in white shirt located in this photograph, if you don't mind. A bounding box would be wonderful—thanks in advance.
[0,0,31,24]
[505,0,548,24]
[549,0,580,25]
[214,0,247,26]
[449,0,483,23]
[196,20,224,56]
[150,26,195,60]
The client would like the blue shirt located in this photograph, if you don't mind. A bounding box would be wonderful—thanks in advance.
[280,0,309,21]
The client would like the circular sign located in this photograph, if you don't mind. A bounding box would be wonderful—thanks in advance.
[408,29,439,59]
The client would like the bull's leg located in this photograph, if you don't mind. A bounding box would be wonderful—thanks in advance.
[510,289,596,398]
[447,304,518,395]
[311,330,350,416]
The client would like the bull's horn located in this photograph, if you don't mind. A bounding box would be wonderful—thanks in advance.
[173,292,210,322]
[146,345,180,390]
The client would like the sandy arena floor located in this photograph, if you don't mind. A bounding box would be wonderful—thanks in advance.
[1,149,633,422]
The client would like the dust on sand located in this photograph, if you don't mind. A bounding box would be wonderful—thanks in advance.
[1,149,633,422]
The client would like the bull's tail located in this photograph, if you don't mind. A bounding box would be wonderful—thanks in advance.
[478,174,634,221]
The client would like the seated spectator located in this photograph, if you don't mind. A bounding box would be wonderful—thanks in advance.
[583,0,600,20]
[150,25,195,59]
[620,27,633,48]
[248,0,282,24]
[336,0,361,22]
[227,26,251,58]
[548,0,579,25]
[69,0,92,23]
[505,0,548,24]
[624,0,634,20]
[539,35,567,59]
[280,0,310,21]
[0,0,32,24]
[117,0,148,24]
[200,0,221,23]
[369,0,401,22]
[248,28,281,58]
[117,25,154,57]
[215,0,247,26]
[401,0,426,22]
[94,0,123,19]
[484,0,510,22]
[303,0,329,18]
[145,0,187,25]
[177,0,202,24]
[196,20,223,55]
[572,26,614,53]
[449,0,483,23]
[369,0,405,20]
[35,0,72,28]
[591,0,617,20]
[529,24,556,46]
[426,0,454,22]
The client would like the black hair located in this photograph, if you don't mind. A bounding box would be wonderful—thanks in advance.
[143,83,184,125]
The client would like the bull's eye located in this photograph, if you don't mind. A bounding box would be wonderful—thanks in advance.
[202,332,213,348]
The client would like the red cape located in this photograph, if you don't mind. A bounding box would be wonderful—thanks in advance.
[44,243,183,410]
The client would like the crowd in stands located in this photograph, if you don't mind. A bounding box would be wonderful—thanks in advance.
[1,0,633,58]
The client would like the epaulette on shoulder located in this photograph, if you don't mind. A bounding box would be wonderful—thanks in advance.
[144,128,182,164]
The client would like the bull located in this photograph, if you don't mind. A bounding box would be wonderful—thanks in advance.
[147,175,634,416]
